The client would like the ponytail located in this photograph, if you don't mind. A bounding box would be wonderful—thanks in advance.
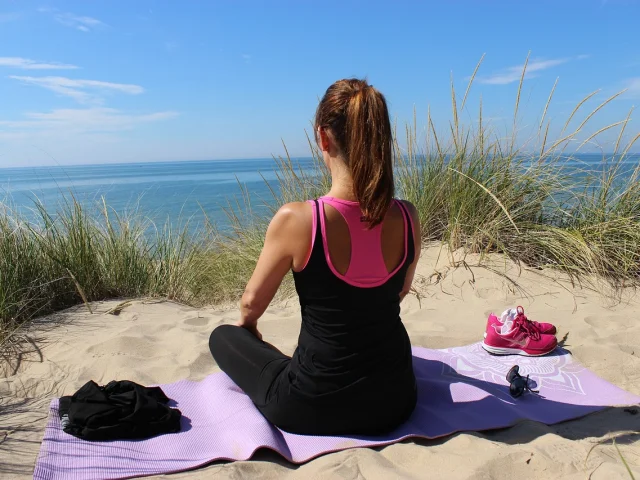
[315,79,394,227]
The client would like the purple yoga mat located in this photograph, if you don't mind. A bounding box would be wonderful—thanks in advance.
[34,343,640,480]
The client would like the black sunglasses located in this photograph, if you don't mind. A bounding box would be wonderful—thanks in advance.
[506,365,539,398]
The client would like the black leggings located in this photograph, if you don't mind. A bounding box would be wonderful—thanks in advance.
[209,324,290,408]
[209,324,417,436]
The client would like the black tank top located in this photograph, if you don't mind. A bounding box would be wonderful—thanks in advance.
[285,199,417,404]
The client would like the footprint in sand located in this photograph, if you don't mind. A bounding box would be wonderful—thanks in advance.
[184,316,211,327]
[584,315,636,331]
[619,345,637,356]
[188,351,216,378]
[475,287,500,300]
[86,336,159,359]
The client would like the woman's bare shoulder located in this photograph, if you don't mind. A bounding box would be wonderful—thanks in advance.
[268,201,313,234]
[275,201,312,220]
[398,200,419,222]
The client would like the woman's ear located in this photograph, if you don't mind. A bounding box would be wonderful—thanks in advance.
[318,127,331,152]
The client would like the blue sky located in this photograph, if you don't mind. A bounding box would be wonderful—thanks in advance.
[1,0,639,167]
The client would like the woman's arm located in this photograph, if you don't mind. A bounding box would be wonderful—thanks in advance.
[237,202,312,338]
[399,201,421,302]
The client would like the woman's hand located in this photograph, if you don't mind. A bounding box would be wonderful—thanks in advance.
[236,319,262,341]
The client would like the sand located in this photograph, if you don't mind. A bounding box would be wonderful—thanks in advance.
[1,245,639,479]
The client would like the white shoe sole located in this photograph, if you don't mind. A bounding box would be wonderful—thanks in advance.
[481,341,554,357]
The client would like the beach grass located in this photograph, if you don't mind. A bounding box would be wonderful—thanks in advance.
[396,54,640,288]
[1,55,640,344]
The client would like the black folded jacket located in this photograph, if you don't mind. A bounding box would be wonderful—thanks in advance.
[58,380,182,441]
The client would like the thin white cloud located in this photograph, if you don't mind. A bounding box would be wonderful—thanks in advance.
[622,78,640,98]
[476,58,569,85]
[0,57,79,70]
[475,55,591,85]
[0,108,178,134]
[9,76,144,104]
[0,131,28,141]
[38,8,106,32]
[55,12,105,32]
[1,58,177,155]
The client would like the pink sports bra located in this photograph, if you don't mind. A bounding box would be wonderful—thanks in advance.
[301,196,413,288]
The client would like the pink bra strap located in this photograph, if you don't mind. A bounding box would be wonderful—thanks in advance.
[296,200,317,272]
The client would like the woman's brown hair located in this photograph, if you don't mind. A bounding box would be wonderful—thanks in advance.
[315,78,394,227]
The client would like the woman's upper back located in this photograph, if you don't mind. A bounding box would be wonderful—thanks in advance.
[253,195,420,315]
[305,196,413,287]
[290,196,417,309]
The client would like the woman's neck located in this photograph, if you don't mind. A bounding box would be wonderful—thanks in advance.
[326,186,357,201]
[326,158,357,201]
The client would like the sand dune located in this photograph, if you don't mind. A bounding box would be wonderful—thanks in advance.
[2,245,639,479]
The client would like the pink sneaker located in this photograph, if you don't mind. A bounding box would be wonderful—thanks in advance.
[482,313,557,356]
[487,306,557,335]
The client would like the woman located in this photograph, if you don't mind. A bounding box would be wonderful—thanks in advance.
[209,78,421,436]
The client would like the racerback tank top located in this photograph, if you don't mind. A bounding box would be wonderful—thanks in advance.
[285,197,417,403]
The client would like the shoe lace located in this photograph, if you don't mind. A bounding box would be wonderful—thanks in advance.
[514,306,544,330]
[514,307,541,341]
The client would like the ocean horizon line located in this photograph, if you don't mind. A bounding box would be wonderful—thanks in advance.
[0,156,315,171]
[1,152,639,171]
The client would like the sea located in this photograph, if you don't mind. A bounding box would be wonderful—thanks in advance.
[1,154,638,233]
[0,158,318,233]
